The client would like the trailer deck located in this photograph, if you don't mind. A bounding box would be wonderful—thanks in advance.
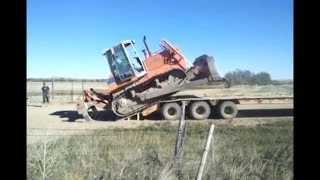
[80,84,293,122]
[122,95,293,121]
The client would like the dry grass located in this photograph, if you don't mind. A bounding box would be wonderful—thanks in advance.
[27,120,293,180]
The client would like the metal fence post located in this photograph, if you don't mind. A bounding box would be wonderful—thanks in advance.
[196,124,215,180]
[51,78,54,101]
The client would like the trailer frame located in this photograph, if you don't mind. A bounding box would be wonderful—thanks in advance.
[123,95,293,121]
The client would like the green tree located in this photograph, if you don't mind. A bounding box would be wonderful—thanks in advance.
[224,69,272,86]
[252,72,272,85]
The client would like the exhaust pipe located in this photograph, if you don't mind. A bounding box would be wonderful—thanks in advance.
[142,49,149,58]
[143,36,151,57]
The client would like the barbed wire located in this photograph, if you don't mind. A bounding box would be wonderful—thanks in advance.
[26,144,291,166]
[27,149,290,167]
[27,134,119,136]
[27,127,175,132]
[27,143,173,149]
[27,133,175,136]
[27,128,107,131]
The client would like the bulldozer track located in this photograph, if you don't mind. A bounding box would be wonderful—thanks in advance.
[111,92,174,119]
[110,68,200,119]
[110,69,191,118]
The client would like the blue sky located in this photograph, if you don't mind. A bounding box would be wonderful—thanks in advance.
[27,0,293,80]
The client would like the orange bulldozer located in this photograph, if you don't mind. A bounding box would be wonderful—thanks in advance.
[76,36,227,121]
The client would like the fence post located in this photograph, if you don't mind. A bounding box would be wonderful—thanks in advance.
[71,80,74,102]
[82,81,84,92]
[171,101,187,178]
[51,78,54,101]
[196,124,215,180]
[28,81,32,103]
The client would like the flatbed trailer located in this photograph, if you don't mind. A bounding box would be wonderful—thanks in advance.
[78,81,293,121]
[118,95,293,121]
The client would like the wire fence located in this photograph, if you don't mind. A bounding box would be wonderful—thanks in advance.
[26,127,290,166]
[26,127,293,180]
[27,78,108,103]
[26,78,227,104]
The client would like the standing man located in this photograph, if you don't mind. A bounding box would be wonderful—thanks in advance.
[41,82,50,103]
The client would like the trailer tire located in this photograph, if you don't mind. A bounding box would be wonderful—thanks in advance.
[189,101,211,120]
[161,102,181,120]
[219,101,238,119]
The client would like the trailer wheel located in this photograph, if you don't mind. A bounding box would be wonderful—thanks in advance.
[161,102,181,120]
[219,101,238,119]
[189,101,211,120]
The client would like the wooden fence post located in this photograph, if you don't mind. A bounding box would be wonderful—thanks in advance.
[81,81,84,92]
[71,80,74,102]
[196,124,215,180]
[171,101,188,178]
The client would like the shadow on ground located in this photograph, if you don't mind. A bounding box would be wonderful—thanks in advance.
[236,109,293,118]
[49,110,118,122]
[27,105,43,107]
[50,108,293,122]
[144,108,293,120]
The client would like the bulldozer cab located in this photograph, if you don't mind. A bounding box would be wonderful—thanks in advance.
[103,40,147,82]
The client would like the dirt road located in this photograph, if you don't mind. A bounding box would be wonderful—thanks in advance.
[27,102,293,126]
[27,103,293,144]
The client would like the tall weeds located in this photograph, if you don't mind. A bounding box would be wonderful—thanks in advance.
[27,120,293,180]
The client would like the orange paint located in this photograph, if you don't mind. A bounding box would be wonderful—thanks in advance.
[107,44,187,95]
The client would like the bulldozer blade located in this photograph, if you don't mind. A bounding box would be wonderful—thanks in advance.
[193,55,223,81]
[207,56,222,80]
[206,56,223,81]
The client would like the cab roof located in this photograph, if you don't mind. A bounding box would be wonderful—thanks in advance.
[103,40,134,54]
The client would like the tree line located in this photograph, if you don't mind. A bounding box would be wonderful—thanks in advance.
[224,69,293,86]
[27,69,293,86]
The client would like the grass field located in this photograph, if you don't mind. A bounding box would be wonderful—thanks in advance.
[27,120,293,180]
